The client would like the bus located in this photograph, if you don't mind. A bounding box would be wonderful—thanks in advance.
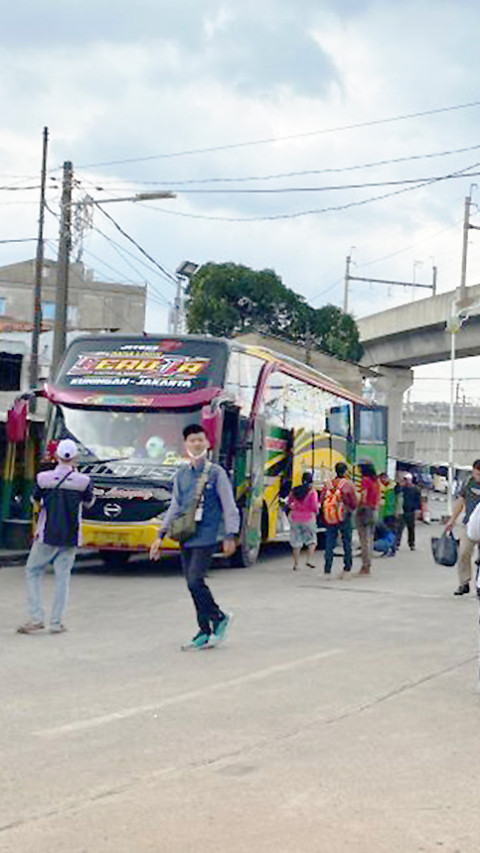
[41,334,388,566]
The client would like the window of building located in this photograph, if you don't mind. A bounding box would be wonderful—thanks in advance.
[42,301,55,320]
[67,305,78,325]
[0,352,22,390]
[0,297,6,315]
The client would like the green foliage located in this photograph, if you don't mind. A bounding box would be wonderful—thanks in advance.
[309,304,363,362]
[186,262,363,362]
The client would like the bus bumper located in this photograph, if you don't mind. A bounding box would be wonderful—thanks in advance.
[81,521,179,552]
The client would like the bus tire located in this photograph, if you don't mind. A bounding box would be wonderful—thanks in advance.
[99,550,131,569]
[231,514,261,568]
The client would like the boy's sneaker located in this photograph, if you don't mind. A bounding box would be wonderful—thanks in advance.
[49,624,67,634]
[16,621,44,634]
[182,630,212,650]
[210,612,233,646]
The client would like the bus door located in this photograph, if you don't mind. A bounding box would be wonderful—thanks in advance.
[353,405,388,473]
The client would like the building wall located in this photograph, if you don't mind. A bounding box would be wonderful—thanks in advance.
[0,259,146,333]
[401,401,480,466]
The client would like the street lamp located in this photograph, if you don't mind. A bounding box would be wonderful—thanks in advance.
[172,260,199,334]
[51,183,177,375]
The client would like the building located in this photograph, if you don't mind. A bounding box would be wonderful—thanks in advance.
[0,258,146,332]
[0,257,146,417]
[401,400,480,467]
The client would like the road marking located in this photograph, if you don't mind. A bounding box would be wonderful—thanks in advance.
[35,648,341,737]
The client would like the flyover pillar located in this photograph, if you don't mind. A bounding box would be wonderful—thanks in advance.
[365,366,414,459]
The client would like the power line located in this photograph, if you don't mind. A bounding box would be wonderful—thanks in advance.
[78,142,480,188]
[137,162,480,222]
[89,222,175,289]
[92,202,177,286]
[74,99,480,168]
[0,237,38,244]
[86,227,171,306]
[115,170,480,194]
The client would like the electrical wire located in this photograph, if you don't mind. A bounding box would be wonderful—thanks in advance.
[119,170,480,194]
[89,223,175,290]
[78,143,480,188]
[74,99,480,168]
[0,237,37,244]
[78,194,178,286]
[136,161,480,222]
[86,228,170,306]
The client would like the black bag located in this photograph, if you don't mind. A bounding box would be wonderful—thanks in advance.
[431,531,458,567]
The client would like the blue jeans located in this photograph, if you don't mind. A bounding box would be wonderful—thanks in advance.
[324,516,353,573]
[25,541,76,627]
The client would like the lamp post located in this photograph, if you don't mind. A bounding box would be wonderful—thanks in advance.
[51,185,176,376]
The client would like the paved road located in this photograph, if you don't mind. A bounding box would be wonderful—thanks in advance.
[1,523,479,853]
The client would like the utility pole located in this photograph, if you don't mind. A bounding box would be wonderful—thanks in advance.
[343,254,352,313]
[51,161,73,377]
[343,256,437,307]
[305,317,312,365]
[458,194,472,306]
[29,126,49,400]
[173,275,182,335]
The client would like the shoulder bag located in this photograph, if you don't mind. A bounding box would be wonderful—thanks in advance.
[168,461,212,544]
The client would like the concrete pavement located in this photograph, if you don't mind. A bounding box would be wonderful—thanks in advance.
[0,521,479,852]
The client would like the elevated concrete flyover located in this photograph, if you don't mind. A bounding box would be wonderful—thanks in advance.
[357,283,480,368]
[356,284,480,457]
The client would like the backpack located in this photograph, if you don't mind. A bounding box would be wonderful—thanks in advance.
[322,478,346,526]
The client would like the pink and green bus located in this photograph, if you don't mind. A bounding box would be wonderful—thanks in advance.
[43,334,387,566]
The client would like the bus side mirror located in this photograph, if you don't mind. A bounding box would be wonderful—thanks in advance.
[201,406,223,450]
[7,398,28,443]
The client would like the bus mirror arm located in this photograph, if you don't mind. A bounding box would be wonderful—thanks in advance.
[201,405,223,450]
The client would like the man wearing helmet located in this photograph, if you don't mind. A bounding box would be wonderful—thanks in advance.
[16,439,94,635]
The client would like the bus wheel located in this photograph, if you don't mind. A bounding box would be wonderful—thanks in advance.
[231,518,261,568]
[99,550,131,569]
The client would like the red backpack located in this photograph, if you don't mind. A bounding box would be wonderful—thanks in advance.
[322,478,346,525]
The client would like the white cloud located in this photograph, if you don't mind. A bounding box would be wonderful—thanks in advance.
[2,0,480,403]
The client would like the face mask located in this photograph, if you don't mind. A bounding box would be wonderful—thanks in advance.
[187,447,207,460]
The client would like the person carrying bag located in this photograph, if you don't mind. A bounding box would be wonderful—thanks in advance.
[150,424,240,650]
[167,460,212,543]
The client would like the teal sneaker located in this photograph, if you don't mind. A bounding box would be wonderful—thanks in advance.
[210,612,233,646]
[182,630,211,651]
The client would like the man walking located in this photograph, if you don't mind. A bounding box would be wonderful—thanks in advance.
[17,439,94,634]
[321,462,358,578]
[445,459,480,596]
[150,423,240,649]
[395,473,421,551]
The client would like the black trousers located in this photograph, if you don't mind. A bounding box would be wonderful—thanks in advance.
[180,545,224,634]
[395,512,416,549]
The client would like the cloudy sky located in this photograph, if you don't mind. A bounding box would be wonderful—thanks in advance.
[2,0,480,401]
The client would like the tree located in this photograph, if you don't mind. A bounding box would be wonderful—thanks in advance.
[186,262,309,339]
[186,262,363,362]
[310,304,363,362]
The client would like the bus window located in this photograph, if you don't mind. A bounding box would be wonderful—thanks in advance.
[327,405,351,438]
[225,350,264,416]
[50,406,200,469]
[355,406,387,444]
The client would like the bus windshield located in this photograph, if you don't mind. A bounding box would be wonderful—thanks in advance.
[51,406,200,469]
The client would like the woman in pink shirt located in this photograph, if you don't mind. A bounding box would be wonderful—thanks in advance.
[287,472,319,570]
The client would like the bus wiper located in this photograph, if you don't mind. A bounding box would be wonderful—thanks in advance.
[80,455,131,464]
